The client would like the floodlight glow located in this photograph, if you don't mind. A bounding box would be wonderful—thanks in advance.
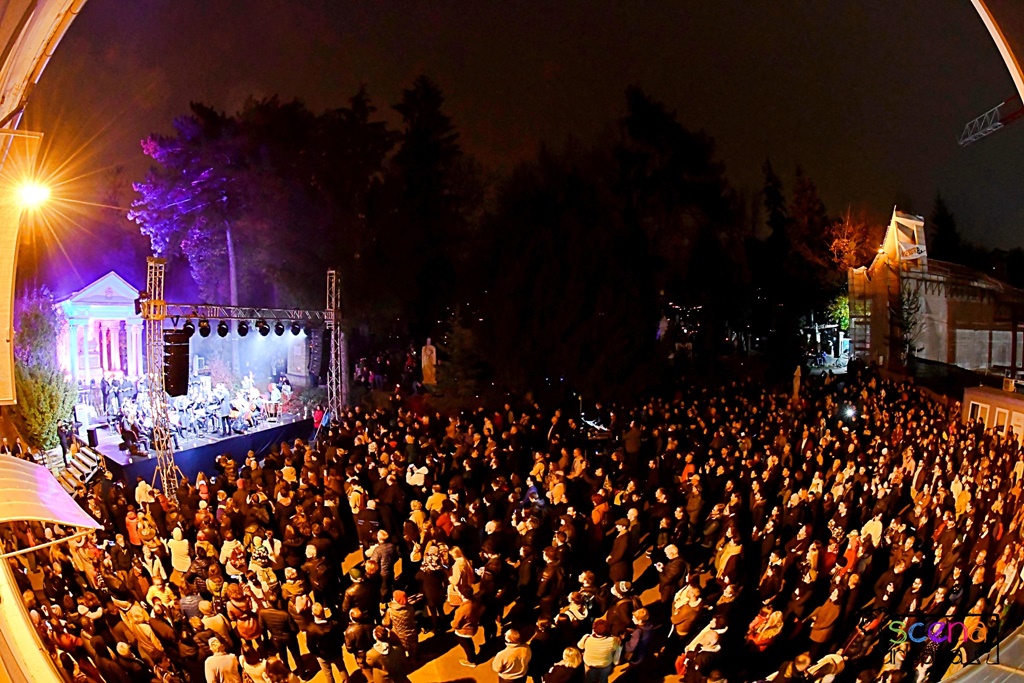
[846,407,856,417]
[17,182,50,208]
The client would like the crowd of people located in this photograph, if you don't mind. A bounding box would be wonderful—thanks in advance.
[3,365,1021,683]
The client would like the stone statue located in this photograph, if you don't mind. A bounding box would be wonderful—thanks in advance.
[421,338,437,386]
[792,365,802,403]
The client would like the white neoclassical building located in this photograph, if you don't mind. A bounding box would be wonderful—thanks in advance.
[55,272,146,385]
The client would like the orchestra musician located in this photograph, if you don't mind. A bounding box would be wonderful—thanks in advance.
[113,373,283,451]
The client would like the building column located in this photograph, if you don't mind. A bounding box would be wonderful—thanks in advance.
[102,322,112,373]
[68,321,80,385]
[95,322,105,374]
[126,324,136,377]
[82,322,92,382]
[129,323,143,377]
[111,321,122,373]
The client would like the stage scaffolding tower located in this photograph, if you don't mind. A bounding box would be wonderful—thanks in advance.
[142,257,180,500]
[325,268,345,420]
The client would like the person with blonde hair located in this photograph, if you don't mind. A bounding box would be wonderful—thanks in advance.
[544,647,583,683]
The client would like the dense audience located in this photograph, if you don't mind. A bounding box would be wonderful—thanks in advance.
[2,366,1020,683]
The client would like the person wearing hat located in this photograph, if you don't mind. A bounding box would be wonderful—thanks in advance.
[606,519,632,583]
[382,590,420,662]
[343,566,378,622]
[492,628,532,683]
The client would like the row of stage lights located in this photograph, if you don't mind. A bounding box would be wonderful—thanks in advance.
[180,319,308,339]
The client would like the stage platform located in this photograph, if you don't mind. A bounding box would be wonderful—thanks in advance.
[88,416,314,485]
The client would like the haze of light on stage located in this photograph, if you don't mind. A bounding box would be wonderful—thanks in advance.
[56,270,316,483]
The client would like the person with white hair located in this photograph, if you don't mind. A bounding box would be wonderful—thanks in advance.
[657,544,687,604]
[492,628,532,683]
[204,636,242,683]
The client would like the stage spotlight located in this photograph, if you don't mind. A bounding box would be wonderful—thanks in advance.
[238,321,250,337]
[303,324,312,337]
[256,319,270,337]
[274,321,285,336]
[217,321,229,338]
[182,320,196,338]
[198,319,211,338]
[291,322,301,336]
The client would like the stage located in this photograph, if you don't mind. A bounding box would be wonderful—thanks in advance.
[88,415,314,484]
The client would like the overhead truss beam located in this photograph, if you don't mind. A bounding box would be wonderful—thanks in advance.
[160,303,329,324]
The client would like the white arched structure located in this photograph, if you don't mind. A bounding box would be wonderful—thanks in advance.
[0,0,86,405]
[970,0,1024,104]
[0,5,93,683]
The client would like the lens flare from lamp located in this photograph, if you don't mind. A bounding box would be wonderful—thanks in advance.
[17,182,50,208]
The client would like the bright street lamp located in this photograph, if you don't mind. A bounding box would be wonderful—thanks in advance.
[16,182,50,208]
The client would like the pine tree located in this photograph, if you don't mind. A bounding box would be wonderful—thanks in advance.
[437,314,481,399]
[12,289,75,450]
[929,195,960,262]
[762,159,788,244]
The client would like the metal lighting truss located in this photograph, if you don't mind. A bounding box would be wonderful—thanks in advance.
[142,257,180,500]
[958,95,1024,146]
[162,304,330,324]
[325,269,343,420]
[139,260,345,496]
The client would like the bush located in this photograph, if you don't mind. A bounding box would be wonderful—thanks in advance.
[14,360,76,451]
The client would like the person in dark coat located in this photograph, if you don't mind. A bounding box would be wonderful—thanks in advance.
[537,547,566,620]
[606,520,632,583]
[259,602,300,668]
[657,544,687,604]
[343,567,379,622]
[345,608,376,678]
[306,602,346,683]
[355,500,382,549]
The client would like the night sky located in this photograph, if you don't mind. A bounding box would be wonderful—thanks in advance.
[22,0,1024,292]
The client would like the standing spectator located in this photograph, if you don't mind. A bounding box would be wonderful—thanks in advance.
[382,590,420,662]
[492,629,532,683]
[369,530,400,599]
[365,626,407,682]
[204,636,242,683]
[577,620,621,683]
[305,602,346,683]
[453,594,485,667]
